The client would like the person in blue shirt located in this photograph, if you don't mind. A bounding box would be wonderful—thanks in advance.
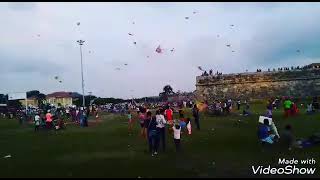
[146,112,159,156]
[258,118,276,144]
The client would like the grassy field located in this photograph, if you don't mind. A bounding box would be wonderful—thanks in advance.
[0,103,319,178]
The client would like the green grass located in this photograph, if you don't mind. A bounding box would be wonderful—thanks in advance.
[0,104,319,178]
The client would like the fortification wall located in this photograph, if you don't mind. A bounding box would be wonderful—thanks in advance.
[195,69,320,102]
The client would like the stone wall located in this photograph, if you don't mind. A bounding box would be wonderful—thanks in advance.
[195,69,320,102]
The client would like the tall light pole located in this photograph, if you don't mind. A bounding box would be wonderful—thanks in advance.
[77,40,85,108]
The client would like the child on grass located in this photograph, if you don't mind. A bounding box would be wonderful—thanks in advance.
[128,111,133,134]
[34,113,40,132]
[172,122,181,152]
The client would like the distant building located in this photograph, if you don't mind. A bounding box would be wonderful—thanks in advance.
[46,92,74,107]
[19,96,38,107]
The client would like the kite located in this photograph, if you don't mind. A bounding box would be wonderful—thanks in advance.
[124,63,128,66]
[37,34,40,37]
[296,50,300,53]
[54,76,59,80]
[230,24,234,27]
[232,50,235,52]
[89,51,91,53]
[226,44,231,47]
[156,45,162,53]
[170,48,175,52]
[147,56,150,58]
[193,11,197,14]
[115,68,121,71]
[59,80,62,83]
[217,35,220,37]
[133,42,137,45]
[198,66,204,71]
[132,22,135,25]
[77,22,80,26]
[128,33,133,36]
[185,17,189,20]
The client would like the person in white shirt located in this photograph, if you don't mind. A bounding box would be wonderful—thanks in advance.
[34,113,41,132]
[172,122,181,152]
[156,109,167,151]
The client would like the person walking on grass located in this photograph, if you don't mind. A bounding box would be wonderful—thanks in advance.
[34,113,41,132]
[145,112,159,156]
[283,98,292,118]
[128,111,133,135]
[192,104,200,130]
[45,110,53,130]
[156,109,167,152]
[172,122,181,152]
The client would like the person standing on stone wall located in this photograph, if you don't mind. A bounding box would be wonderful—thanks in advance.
[192,104,200,130]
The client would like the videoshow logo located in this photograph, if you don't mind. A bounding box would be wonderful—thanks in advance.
[252,158,316,175]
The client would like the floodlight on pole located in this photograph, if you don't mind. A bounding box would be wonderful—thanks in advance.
[77,39,86,108]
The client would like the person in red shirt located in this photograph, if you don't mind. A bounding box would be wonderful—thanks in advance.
[164,105,173,124]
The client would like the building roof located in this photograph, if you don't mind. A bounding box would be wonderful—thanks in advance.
[47,92,73,98]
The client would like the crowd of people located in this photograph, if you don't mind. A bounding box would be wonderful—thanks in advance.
[257,97,320,150]
[127,104,200,156]
[13,104,102,132]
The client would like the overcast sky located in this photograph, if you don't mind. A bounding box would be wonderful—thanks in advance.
[1,2,320,99]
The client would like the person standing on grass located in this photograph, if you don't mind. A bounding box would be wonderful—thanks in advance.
[148,115,160,156]
[34,113,40,132]
[128,111,133,134]
[156,109,167,152]
[237,100,241,110]
[138,108,146,139]
[164,105,173,124]
[192,104,200,130]
[283,98,292,118]
[172,122,181,152]
[45,110,53,130]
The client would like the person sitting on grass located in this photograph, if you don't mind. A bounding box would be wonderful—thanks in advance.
[258,118,276,144]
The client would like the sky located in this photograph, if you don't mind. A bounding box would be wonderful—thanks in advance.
[1,2,320,99]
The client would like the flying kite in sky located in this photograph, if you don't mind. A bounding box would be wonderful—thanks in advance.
[193,11,197,14]
[124,63,128,66]
[89,51,91,53]
[170,48,175,52]
[59,80,62,83]
[185,17,189,20]
[156,45,162,53]
[296,50,301,53]
[230,24,234,27]
[37,34,40,37]
[77,22,80,26]
[133,42,137,45]
[54,76,59,80]
[128,33,133,36]
[226,44,231,47]
[232,50,235,52]
[198,66,204,71]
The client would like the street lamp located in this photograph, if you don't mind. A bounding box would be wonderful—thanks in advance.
[77,39,85,108]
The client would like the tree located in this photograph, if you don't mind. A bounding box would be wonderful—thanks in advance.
[159,85,175,101]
